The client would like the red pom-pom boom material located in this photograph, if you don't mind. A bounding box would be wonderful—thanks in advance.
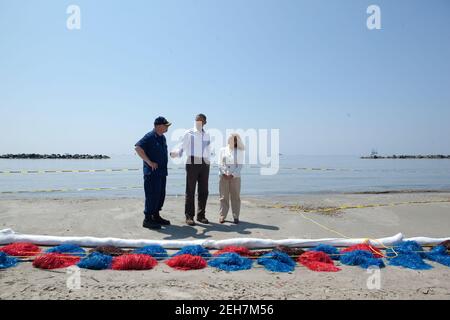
[32,253,80,269]
[0,242,41,257]
[166,254,207,270]
[298,251,341,272]
[214,246,251,256]
[340,243,383,258]
[111,254,157,270]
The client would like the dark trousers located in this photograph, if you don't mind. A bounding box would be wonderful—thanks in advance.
[144,175,166,219]
[185,160,210,219]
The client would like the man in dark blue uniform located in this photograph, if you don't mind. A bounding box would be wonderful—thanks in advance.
[135,116,171,229]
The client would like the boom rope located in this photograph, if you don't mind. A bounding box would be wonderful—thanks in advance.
[0,166,359,175]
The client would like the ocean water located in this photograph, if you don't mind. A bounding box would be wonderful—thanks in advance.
[1,154,450,198]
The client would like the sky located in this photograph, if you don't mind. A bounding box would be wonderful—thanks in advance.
[1,0,449,156]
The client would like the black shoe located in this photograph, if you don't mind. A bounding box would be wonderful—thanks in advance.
[186,218,196,226]
[154,215,171,225]
[143,218,161,229]
[197,217,209,224]
[233,218,239,224]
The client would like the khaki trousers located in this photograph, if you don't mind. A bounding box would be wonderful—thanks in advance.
[219,175,241,219]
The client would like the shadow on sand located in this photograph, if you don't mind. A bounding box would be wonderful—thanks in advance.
[154,220,279,240]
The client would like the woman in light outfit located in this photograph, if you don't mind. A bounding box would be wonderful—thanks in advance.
[218,133,245,224]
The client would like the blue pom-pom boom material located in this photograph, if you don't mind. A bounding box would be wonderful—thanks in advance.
[425,245,450,267]
[173,245,211,257]
[311,244,340,260]
[0,252,19,269]
[257,251,296,272]
[387,241,432,270]
[340,250,385,269]
[46,244,86,257]
[133,245,168,258]
[389,241,426,258]
[77,252,113,270]
[208,253,253,272]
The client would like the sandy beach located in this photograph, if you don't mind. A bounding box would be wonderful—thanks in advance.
[1,192,450,300]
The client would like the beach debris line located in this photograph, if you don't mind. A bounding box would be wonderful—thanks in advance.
[261,199,450,214]
[0,153,110,159]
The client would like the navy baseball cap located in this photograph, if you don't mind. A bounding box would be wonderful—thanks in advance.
[154,116,171,126]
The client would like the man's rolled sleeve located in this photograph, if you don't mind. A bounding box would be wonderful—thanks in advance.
[135,134,151,150]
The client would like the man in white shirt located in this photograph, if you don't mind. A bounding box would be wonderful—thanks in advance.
[170,114,211,226]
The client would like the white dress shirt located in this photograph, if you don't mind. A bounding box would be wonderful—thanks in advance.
[172,127,211,162]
